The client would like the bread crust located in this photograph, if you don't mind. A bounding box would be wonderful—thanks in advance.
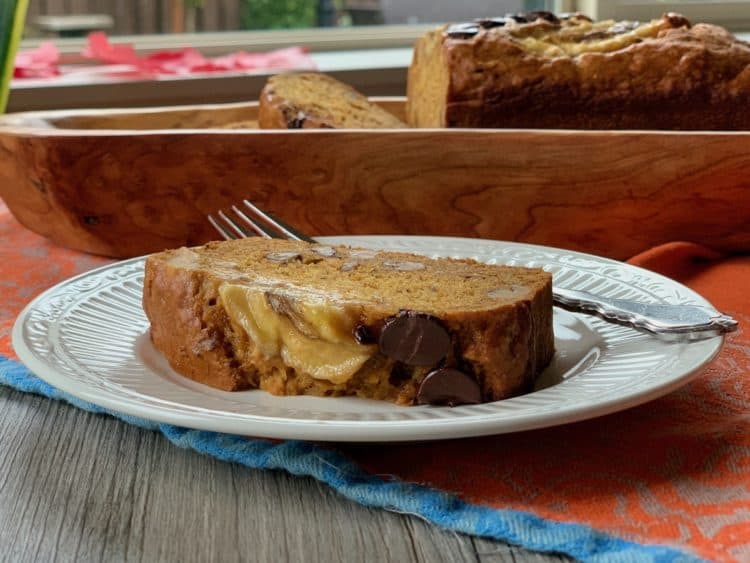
[143,256,251,391]
[407,14,750,129]
[142,239,554,405]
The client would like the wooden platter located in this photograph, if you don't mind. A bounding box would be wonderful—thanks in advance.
[0,97,749,260]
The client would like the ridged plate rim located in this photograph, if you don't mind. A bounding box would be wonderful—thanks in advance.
[12,236,723,442]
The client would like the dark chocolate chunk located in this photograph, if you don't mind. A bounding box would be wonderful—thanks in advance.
[288,110,307,129]
[519,11,560,24]
[559,12,593,22]
[475,17,508,29]
[417,368,482,406]
[378,311,450,366]
[664,12,691,29]
[353,324,376,345]
[505,13,528,23]
[446,23,480,39]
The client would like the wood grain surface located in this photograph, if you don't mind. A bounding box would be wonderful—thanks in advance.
[0,385,569,563]
[1,99,748,260]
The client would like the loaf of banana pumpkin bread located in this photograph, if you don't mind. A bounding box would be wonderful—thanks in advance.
[143,238,554,406]
[407,11,750,129]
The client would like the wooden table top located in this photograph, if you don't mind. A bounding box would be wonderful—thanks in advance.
[0,384,569,562]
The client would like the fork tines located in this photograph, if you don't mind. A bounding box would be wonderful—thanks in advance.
[208,200,315,243]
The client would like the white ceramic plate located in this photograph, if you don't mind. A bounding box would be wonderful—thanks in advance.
[13,236,723,442]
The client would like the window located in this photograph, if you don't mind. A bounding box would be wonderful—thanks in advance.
[8,1,750,112]
[23,1,530,38]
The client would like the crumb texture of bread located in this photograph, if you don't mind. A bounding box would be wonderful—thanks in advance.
[142,238,554,406]
[407,12,750,130]
[258,72,407,129]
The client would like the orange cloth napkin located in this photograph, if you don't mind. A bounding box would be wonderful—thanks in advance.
[343,244,750,561]
[1,201,748,561]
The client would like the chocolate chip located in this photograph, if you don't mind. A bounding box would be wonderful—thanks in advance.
[378,312,450,366]
[559,12,593,22]
[288,110,306,129]
[664,12,691,29]
[505,13,528,23]
[524,11,560,24]
[83,215,100,225]
[475,17,508,29]
[446,23,480,39]
[417,368,482,406]
[353,324,376,345]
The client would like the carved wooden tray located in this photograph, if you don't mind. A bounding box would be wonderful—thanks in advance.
[1,97,748,259]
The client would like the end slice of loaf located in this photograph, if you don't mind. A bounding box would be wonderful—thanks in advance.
[142,238,554,406]
[258,72,407,129]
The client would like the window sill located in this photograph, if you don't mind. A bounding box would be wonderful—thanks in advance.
[19,25,433,57]
[8,47,414,112]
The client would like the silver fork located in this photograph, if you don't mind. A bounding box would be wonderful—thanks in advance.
[209,201,738,340]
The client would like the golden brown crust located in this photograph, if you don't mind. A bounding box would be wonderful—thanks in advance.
[143,258,251,391]
[142,238,554,405]
[407,14,750,130]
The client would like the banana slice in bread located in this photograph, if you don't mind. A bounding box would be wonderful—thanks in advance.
[258,72,406,129]
[143,238,554,406]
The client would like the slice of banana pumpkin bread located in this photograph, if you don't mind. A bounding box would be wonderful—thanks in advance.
[142,238,554,406]
[258,72,406,129]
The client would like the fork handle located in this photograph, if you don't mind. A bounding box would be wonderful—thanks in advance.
[552,287,738,339]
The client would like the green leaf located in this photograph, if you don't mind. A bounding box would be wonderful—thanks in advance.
[240,0,317,30]
[0,0,29,113]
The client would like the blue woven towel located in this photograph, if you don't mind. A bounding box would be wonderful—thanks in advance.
[0,354,699,562]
